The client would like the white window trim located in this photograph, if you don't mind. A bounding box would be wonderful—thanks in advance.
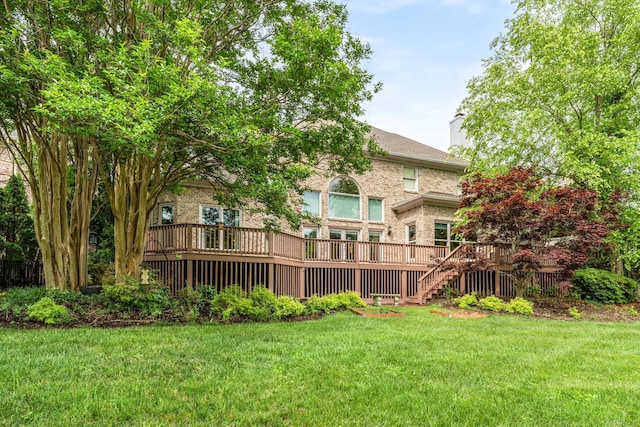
[199,204,242,226]
[302,226,320,239]
[403,166,419,192]
[303,191,322,217]
[328,177,362,221]
[367,197,384,223]
[405,222,417,244]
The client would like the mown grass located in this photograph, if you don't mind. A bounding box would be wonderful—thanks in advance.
[2,308,640,426]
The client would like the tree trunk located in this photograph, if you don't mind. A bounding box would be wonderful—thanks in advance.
[110,155,158,282]
[29,130,70,290]
[68,136,98,291]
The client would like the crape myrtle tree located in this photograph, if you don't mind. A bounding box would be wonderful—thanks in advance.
[457,0,640,270]
[454,167,618,296]
[0,0,381,287]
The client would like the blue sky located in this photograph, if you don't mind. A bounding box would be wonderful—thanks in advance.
[343,0,515,151]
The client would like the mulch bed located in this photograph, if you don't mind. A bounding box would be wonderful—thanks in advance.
[3,297,640,329]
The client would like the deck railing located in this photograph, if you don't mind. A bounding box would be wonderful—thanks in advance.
[145,224,449,265]
[144,225,562,301]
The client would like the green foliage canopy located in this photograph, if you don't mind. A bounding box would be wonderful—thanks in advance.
[458,0,640,268]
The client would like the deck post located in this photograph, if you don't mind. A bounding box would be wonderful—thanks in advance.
[494,270,500,297]
[299,267,305,299]
[401,270,407,301]
[186,257,193,289]
[187,224,193,252]
[268,263,275,293]
[355,267,361,297]
[460,272,466,295]
[267,231,275,257]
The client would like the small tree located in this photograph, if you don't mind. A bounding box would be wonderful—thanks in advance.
[455,167,617,296]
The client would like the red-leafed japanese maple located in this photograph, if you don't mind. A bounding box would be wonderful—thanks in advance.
[454,167,616,296]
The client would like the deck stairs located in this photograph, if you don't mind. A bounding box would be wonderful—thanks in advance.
[406,245,466,305]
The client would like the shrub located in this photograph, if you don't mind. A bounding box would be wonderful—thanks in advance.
[274,296,305,319]
[453,293,478,309]
[210,285,307,322]
[505,297,534,315]
[0,287,48,313]
[568,307,582,319]
[571,268,638,305]
[479,295,506,312]
[304,295,327,314]
[210,285,249,320]
[304,291,365,314]
[102,276,173,315]
[26,297,72,325]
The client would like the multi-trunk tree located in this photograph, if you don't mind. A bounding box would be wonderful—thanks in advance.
[455,167,618,296]
[458,0,640,270]
[0,0,380,288]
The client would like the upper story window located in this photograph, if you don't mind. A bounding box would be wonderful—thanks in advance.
[328,177,360,220]
[368,198,383,222]
[403,166,418,191]
[303,191,321,216]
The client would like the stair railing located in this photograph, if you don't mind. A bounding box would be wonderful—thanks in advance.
[415,244,471,304]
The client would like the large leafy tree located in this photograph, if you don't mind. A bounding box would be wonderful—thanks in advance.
[458,0,640,269]
[0,0,379,287]
[455,167,616,296]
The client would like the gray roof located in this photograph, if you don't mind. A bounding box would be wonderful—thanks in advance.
[368,126,467,169]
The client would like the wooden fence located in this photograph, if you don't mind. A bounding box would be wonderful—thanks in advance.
[144,224,563,302]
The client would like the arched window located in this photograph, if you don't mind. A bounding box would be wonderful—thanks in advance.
[328,177,361,220]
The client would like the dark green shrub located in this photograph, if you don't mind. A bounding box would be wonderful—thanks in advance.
[102,276,173,315]
[26,297,72,324]
[0,287,48,313]
[505,297,534,315]
[453,293,478,309]
[572,268,638,305]
[479,295,506,312]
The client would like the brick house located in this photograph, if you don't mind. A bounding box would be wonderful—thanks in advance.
[151,126,467,250]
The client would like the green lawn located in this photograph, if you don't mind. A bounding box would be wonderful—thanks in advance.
[2,308,640,426]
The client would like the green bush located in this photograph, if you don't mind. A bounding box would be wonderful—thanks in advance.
[505,297,534,315]
[571,268,638,305]
[102,276,173,315]
[568,307,582,319]
[0,287,48,313]
[304,291,365,314]
[274,296,306,318]
[26,297,72,325]
[479,295,506,312]
[209,285,308,322]
[453,293,478,309]
[210,285,248,320]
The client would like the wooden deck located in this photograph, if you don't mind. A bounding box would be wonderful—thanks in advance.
[144,224,562,304]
